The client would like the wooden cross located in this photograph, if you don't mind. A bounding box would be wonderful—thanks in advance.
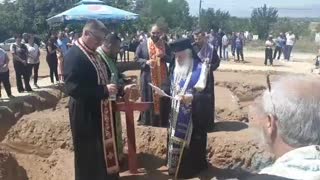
[113,90,152,174]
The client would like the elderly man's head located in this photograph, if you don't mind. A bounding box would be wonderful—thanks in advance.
[81,20,107,50]
[249,76,320,158]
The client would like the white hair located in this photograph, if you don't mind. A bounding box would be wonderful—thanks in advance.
[262,76,320,147]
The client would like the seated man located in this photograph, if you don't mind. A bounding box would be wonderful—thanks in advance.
[247,76,320,180]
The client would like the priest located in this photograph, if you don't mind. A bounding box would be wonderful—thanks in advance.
[162,38,213,179]
[97,33,138,163]
[64,20,119,180]
[193,29,220,129]
[135,24,172,127]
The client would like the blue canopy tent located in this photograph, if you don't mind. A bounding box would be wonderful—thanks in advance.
[46,0,139,25]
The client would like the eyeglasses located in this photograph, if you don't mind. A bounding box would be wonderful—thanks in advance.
[266,74,278,119]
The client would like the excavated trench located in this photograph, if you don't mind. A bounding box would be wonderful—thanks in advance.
[0,70,278,180]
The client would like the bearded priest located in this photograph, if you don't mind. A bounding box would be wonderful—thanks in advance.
[161,38,213,179]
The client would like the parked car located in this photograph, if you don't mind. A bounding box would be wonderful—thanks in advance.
[0,38,15,51]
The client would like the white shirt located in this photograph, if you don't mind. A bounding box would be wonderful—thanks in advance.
[286,34,296,46]
[26,43,40,64]
[265,40,274,48]
[222,35,229,46]
[260,145,320,180]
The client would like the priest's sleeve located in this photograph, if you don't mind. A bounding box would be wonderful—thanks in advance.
[192,72,214,131]
[211,49,220,71]
[134,43,148,70]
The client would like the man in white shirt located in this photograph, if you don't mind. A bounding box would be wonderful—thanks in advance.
[222,34,229,61]
[26,34,40,88]
[265,35,274,66]
[248,76,320,180]
[284,31,295,61]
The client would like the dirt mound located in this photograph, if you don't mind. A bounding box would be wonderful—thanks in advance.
[0,147,27,180]
[3,98,72,156]
[215,81,266,122]
[14,149,74,180]
[216,81,265,102]
[127,123,273,173]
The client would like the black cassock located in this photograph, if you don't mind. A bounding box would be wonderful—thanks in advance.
[64,45,119,180]
[193,43,220,129]
[135,40,172,126]
[162,58,214,179]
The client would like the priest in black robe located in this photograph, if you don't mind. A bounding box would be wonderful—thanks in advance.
[193,29,220,129]
[134,24,172,127]
[64,20,119,180]
[161,38,213,179]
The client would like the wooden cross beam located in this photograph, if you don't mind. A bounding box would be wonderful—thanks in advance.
[114,92,152,174]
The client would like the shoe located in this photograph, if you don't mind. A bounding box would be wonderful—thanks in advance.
[26,89,33,92]
[18,90,24,93]
[34,84,40,89]
[8,95,15,99]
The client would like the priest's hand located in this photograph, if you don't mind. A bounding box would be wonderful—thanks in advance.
[180,94,193,105]
[107,84,118,96]
[146,59,156,68]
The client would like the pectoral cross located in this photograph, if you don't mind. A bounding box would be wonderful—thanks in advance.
[113,92,152,174]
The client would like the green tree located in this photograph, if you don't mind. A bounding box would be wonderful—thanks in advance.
[251,4,278,39]
[200,8,230,31]
[271,18,311,39]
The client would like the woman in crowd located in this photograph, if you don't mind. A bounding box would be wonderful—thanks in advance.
[26,34,41,88]
[10,34,32,92]
[0,47,13,98]
[46,36,59,84]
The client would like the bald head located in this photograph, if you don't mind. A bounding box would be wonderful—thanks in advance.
[262,76,320,147]
[83,19,107,34]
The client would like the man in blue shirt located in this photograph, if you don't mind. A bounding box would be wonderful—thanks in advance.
[273,33,285,60]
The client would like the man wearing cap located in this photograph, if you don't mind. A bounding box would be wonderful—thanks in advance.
[161,38,213,179]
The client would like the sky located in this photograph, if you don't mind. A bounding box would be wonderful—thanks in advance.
[186,0,320,18]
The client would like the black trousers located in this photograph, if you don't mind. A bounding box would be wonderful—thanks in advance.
[13,61,32,92]
[273,46,282,60]
[236,47,244,61]
[0,70,12,97]
[47,57,58,83]
[265,48,273,65]
[28,63,40,85]
[218,43,223,58]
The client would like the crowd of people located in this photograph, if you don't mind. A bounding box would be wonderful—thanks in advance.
[264,31,296,66]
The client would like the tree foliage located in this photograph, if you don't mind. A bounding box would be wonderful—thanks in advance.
[251,4,278,39]
[271,18,311,39]
[200,8,230,31]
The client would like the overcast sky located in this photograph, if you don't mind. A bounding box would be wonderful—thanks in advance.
[186,0,320,18]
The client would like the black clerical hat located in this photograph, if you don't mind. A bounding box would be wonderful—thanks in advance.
[169,38,193,53]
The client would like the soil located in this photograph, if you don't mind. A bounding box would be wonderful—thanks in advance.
[0,50,316,180]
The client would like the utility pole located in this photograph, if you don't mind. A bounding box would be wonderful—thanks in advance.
[199,0,202,26]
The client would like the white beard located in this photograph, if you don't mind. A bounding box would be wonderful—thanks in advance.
[174,57,193,81]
